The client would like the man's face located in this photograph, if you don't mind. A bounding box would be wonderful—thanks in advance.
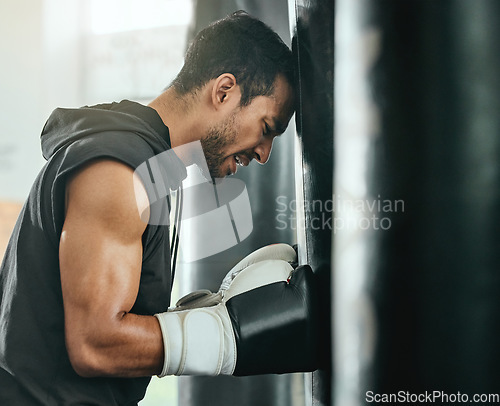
[201,75,294,178]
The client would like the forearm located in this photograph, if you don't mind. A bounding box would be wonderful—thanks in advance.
[67,312,164,378]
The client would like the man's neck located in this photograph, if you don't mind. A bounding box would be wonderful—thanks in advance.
[148,88,207,148]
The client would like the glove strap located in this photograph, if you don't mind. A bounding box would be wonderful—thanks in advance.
[155,304,236,377]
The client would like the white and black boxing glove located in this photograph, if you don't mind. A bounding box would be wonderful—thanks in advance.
[154,258,318,377]
[173,243,297,311]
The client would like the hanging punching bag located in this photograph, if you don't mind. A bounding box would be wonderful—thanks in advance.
[290,0,334,405]
[336,0,500,402]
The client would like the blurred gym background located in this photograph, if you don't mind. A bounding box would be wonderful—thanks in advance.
[2,0,500,405]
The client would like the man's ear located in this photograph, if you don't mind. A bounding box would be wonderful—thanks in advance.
[211,73,241,110]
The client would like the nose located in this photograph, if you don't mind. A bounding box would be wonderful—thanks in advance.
[253,137,274,164]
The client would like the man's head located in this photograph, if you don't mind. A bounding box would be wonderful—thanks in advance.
[171,11,294,107]
[199,72,294,178]
[156,11,296,178]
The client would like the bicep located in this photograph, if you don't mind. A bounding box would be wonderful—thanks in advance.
[59,160,148,342]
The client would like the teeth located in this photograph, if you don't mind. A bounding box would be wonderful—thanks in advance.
[235,155,243,166]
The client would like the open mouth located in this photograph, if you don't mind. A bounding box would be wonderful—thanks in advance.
[229,154,250,176]
[234,154,251,167]
[234,155,243,167]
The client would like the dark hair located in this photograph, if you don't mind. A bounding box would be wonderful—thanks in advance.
[171,11,294,106]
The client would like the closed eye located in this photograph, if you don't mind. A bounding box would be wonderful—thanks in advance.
[263,122,271,136]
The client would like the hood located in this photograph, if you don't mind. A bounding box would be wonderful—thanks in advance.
[40,101,171,160]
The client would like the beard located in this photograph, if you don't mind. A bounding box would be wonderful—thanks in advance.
[200,113,238,178]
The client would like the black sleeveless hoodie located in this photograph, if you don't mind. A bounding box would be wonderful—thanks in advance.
[0,100,184,405]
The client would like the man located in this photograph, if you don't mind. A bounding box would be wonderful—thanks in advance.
[0,11,318,405]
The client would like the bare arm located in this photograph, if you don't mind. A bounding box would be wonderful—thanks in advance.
[59,159,163,378]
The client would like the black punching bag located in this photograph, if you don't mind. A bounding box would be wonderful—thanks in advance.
[290,0,334,405]
[336,0,500,401]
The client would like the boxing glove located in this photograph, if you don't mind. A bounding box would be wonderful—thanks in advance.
[173,243,297,311]
[155,259,318,377]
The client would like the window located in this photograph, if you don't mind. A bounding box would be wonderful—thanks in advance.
[83,0,193,105]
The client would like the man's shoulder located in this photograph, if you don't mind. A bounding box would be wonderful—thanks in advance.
[64,158,148,236]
